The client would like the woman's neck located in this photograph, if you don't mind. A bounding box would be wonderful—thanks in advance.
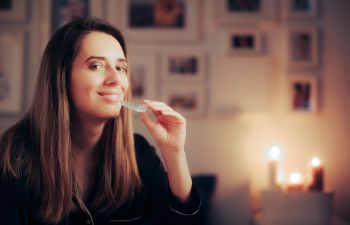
[71,115,106,156]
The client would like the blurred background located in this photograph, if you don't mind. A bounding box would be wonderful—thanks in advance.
[1,0,350,225]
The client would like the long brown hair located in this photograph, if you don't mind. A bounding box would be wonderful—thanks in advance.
[0,18,141,223]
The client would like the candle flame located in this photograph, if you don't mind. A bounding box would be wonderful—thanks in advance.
[311,157,321,167]
[269,146,280,160]
[290,172,302,184]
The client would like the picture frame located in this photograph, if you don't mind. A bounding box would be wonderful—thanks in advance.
[120,0,200,42]
[161,49,205,82]
[161,84,205,117]
[288,26,319,69]
[128,50,158,102]
[216,0,276,25]
[0,31,25,115]
[51,0,90,33]
[282,0,319,20]
[288,74,318,113]
[227,28,263,55]
[0,0,28,23]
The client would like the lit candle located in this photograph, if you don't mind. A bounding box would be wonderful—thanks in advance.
[309,157,324,191]
[268,146,280,190]
[287,172,304,191]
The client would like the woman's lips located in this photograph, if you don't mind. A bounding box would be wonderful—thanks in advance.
[97,91,122,102]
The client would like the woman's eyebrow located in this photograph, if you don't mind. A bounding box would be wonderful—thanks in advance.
[85,56,127,64]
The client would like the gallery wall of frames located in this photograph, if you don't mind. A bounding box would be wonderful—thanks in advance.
[0,0,323,118]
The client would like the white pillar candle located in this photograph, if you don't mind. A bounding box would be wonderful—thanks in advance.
[269,146,280,190]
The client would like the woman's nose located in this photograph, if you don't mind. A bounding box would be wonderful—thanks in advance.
[104,67,123,86]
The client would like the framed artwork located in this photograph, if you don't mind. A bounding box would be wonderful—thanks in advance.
[0,31,25,114]
[161,84,205,117]
[288,75,318,113]
[52,0,90,33]
[216,0,276,25]
[288,26,319,69]
[161,50,205,82]
[0,0,27,22]
[227,29,262,54]
[128,50,158,101]
[282,0,319,20]
[120,0,200,42]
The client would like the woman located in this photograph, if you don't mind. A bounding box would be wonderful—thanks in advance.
[0,18,201,225]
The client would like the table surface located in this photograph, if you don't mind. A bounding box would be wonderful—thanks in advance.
[254,212,349,225]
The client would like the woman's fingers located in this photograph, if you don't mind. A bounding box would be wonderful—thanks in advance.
[142,100,185,123]
[139,112,157,132]
[143,100,173,111]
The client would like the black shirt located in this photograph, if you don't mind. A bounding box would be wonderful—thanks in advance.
[0,134,202,225]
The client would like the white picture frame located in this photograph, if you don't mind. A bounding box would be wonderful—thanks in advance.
[216,0,276,25]
[161,84,205,117]
[0,31,25,114]
[0,0,28,22]
[288,26,319,69]
[128,50,158,102]
[227,28,263,55]
[288,74,318,113]
[161,49,205,82]
[282,0,319,20]
[120,0,200,42]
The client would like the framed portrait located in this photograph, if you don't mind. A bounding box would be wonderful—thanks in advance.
[51,0,90,33]
[128,50,158,101]
[161,49,205,82]
[227,29,262,54]
[0,0,28,22]
[161,84,205,117]
[288,26,319,69]
[288,75,318,113]
[216,0,276,25]
[282,0,319,20]
[120,0,200,42]
[0,31,25,115]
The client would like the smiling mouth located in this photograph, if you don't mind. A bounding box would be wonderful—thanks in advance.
[97,92,122,102]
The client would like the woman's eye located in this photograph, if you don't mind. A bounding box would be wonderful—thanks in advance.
[89,62,104,70]
[116,66,127,73]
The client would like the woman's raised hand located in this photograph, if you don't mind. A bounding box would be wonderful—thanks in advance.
[139,100,186,155]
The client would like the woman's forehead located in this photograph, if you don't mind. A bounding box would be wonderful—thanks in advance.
[78,31,125,59]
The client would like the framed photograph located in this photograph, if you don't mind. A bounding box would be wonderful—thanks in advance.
[161,85,205,117]
[282,0,319,20]
[161,50,205,82]
[288,26,319,69]
[216,0,276,25]
[120,0,200,42]
[0,31,25,114]
[227,29,262,54]
[52,0,90,33]
[128,50,158,101]
[288,75,318,113]
[0,0,28,22]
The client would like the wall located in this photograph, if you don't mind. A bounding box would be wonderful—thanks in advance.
[0,0,349,224]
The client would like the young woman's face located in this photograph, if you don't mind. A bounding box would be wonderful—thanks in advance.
[70,31,129,120]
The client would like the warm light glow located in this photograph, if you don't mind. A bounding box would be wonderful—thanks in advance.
[311,157,321,167]
[269,146,280,160]
[290,172,302,184]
